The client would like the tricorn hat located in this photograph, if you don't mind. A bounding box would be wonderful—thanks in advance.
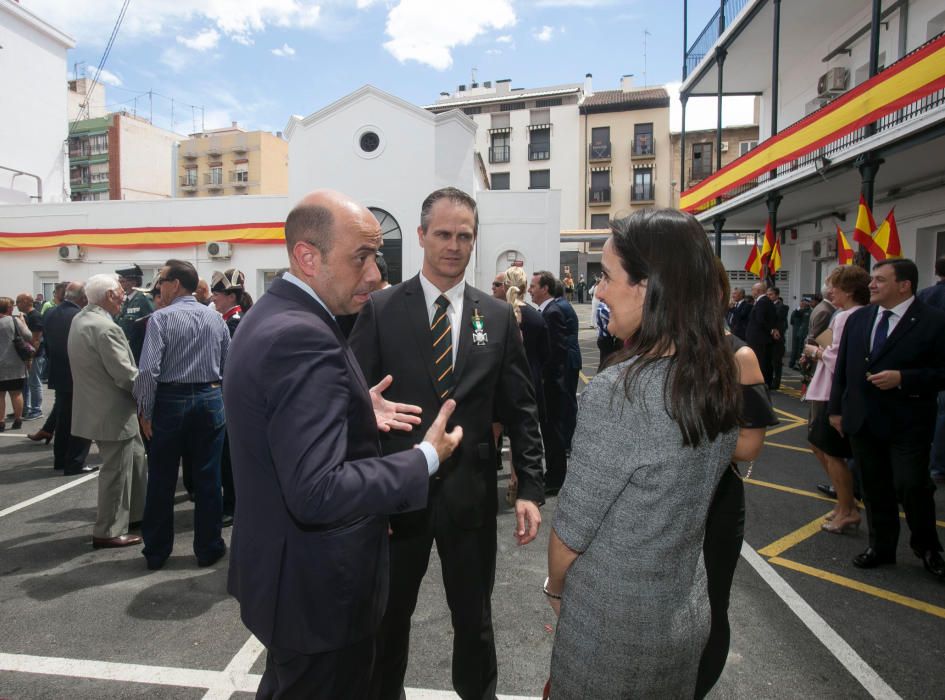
[115,264,143,279]
[210,269,245,294]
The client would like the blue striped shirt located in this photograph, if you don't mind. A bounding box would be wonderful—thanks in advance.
[133,295,230,420]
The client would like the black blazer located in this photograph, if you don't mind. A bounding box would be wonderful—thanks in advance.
[224,278,430,654]
[542,300,569,383]
[520,303,549,411]
[350,275,545,526]
[746,295,777,348]
[828,298,945,439]
[43,300,81,392]
[555,298,583,370]
[728,299,752,340]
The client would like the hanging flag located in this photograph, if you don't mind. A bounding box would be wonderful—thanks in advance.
[759,220,776,268]
[852,195,885,261]
[837,225,854,265]
[769,239,782,274]
[873,208,902,259]
[744,244,762,277]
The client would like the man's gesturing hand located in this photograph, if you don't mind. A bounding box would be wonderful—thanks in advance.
[423,399,463,463]
[371,374,422,432]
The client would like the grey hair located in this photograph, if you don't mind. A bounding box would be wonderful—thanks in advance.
[64,283,85,303]
[85,273,121,306]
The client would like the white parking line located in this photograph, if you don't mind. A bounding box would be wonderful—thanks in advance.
[741,543,902,700]
[0,471,98,519]
[201,635,266,700]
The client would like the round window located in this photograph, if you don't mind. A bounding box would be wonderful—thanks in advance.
[359,131,380,153]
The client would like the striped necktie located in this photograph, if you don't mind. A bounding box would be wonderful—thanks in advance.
[431,294,454,399]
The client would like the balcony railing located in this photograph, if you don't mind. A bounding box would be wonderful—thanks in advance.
[528,145,551,161]
[631,184,655,202]
[684,0,749,77]
[204,172,224,187]
[588,142,611,160]
[180,175,198,188]
[229,170,250,185]
[489,146,510,163]
[631,141,655,158]
[588,187,611,205]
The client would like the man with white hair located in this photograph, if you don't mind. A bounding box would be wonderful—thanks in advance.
[68,274,147,548]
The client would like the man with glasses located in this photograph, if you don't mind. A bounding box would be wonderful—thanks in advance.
[133,259,230,570]
[491,272,507,300]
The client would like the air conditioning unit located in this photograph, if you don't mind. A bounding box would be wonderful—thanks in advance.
[805,97,831,115]
[811,236,838,261]
[58,245,83,261]
[720,141,729,153]
[206,241,231,259]
[817,67,849,97]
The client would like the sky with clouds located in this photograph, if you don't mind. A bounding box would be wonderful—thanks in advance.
[23,0,753,135]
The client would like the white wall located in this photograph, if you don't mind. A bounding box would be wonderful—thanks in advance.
[118,115,181,200]
[0,3,73,203]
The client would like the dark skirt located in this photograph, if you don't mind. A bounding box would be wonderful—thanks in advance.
[808,400,852,458]
[0,377,25,392]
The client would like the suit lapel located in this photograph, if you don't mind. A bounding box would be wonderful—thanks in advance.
[453,285,478,381]
[403,276,440,395]
[870,299,921,365]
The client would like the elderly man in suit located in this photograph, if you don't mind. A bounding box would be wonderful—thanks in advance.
[68,274,146,548]
[829,259,945,580]
[350,187,544,700]
[746,282,779,387]
[225,189,461,699]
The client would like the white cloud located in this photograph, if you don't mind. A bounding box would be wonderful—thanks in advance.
[271,43,296,57]
[95,67,123,87]
[356,0,382,7]
[160,47,190,73]
[382,0,516,71]
[495,34,513,43]
[22,0,322,46]
[533,25,554,41]
[177,28,220,51]
[485,48,502,55]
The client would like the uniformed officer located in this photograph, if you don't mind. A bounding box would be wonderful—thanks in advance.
[115,264,154,342]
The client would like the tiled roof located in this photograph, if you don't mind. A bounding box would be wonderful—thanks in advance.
[580,87,670,113]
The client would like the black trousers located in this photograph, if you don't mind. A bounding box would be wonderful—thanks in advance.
[769,341,786,389]
[540,378,568,490]
[257,636,375,700]
[52,391,91,473]
[749,341,772,388]
[369,497,498,700]
[695,467,745,699]
[850,429,942,556]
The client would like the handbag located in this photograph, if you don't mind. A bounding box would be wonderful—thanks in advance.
[9,318,36,361]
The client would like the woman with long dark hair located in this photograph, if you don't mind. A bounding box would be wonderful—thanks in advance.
[544,209,745,697]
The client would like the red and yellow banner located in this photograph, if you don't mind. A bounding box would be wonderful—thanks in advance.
[681,32,945,212]
[0,222,285,251]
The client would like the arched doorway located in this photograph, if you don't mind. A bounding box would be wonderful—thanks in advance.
[495,249,525,275]
[369,207,402,284]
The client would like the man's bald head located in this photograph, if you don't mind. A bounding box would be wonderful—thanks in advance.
[285,190,375,259]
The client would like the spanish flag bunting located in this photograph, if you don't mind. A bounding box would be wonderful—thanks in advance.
[759,220,776,268]
[836,225,854,265]
[873,208,902,259]
[852,195,885,261]
[744,244,762,277]
[769,239,782,274]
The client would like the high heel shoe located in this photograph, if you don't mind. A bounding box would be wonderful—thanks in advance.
[821,515,861,534]
[27,429,53,444]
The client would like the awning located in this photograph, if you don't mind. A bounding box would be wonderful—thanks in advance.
[488,127,512,134]
[527,123,551,131]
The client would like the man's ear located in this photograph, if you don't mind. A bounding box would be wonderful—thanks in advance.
[292,241,321,277]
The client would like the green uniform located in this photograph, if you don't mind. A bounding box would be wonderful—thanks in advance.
[116,290,154,341]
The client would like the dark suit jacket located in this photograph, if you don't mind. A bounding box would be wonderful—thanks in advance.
[728,299,752,340]
[43,300,81,392]
[224,277,430,654]
[519,303,549,413]
[350,275,544,526]
[555,297,583,370]
[774,300,789,338]
[918,280,945,312]
[542,300,569,383]
[746,295,777,349]
[828,298,945,440]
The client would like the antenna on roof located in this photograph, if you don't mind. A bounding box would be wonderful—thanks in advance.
[643,29,651,87]
[471,67,478,84]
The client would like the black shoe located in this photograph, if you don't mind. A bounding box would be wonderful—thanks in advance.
[197,544,227,568]
[63,465,98,476]
[916,550,945,580]
[816,483,837,499]
[852,547,896,569]
[146,556,167,571]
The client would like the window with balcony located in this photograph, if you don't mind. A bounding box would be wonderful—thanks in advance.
[491,173,510,190]
[589,170,610,205]
[70,165,89,186]
[529,169,550,190]
[590,214,610,229]
[490,133,510,163]
[691,142,713,181]
[633,123,654,157]
[528,127,550,160]
[589,127,611,160]
[182,168,198,187]
[232,168,249,183]
[88,133,108,155]
[632,168,654,202]
[207,167,223,186]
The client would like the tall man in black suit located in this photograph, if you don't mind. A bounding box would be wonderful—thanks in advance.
[829,259,945,580]
[746,281,779,387]
[727,287,752,340]
[42,282,94,475]
[529,271,573,495]
[225,190,462,699]
[350,187,544,700]
[767,286,789,390]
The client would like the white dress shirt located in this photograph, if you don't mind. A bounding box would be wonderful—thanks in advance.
[419,273,465,366]
[870,296,914,350]
[538,298,554,313]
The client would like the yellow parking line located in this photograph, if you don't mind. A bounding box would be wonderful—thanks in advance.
[769,556,945,620]
[744,478,836,505]
[757,513,827,557]
[579,371,591,385]
[774,406,806,422]
[765,421,806,437]
[764,440,811,453]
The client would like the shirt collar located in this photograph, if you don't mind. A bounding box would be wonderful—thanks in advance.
[419,272,465,310]
[538,297,553,312]
[881,295,914,318]
[282,271,335,320]
[169,294,196,307]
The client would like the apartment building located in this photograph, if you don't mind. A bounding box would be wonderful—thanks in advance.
[424,79,583,230]
[680,0,945,296]
[579,75,672,229]
[68,112,181,201]
[670,123,759,207]
[177,124,288,197]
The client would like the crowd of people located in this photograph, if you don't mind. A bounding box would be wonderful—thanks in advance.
[4,185,943,699]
